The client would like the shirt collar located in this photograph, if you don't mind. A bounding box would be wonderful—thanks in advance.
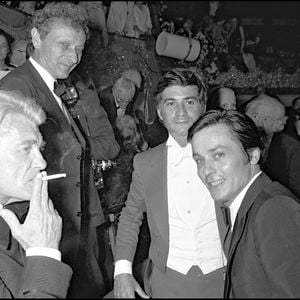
[167,135,193,166]
[166,134,190,150]
[229,171,262,229]
[29,57,56,91]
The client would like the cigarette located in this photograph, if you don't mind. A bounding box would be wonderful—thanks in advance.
[42,173,66,181]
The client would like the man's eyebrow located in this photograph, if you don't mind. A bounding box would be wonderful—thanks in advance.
[20,139,37,145]
[20,138,44,148]
[162,96,198,101]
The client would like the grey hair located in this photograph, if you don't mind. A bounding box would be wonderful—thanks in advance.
[0,89,46,126]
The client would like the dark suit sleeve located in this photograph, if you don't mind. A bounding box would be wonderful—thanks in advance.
[99,88,117,126]
[19,256,72,298]
[79,89,120,160]
[255,197,300,297]
[0,76,36,99]
[288,148,300,199]
[115,153,147,262]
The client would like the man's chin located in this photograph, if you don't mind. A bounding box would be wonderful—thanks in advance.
[57,72,71,80]
[57,68,74,80]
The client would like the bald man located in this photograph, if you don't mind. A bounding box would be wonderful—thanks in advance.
[245,94,287,136]
[245,94,300,199]
[207,86,237,111]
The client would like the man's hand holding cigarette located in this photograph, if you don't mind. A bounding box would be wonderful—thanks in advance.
[0,171,62,250]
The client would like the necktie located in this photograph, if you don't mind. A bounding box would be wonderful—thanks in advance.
[53,80,66,98]
[53,81,71,122]
[220,206,232,257]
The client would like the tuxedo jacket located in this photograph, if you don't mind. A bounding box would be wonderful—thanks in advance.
[224,172,300,298]
[115,142,226,275]
[0,60,104,268]
[0,212,72,298]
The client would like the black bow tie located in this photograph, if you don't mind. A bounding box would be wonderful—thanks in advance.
[53,80,67,97]
[220,206,231,228]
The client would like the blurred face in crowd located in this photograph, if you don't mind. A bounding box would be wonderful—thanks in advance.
[157,85,205,146]
[245,97,287,135]
[191,123,259,206]
[0,113,46,205]
[0,34,9,63]
[10,39,28,67]
[219,88,237,110]
[115,91,134,110]
[31,18,86,79]
[293,98,300,113]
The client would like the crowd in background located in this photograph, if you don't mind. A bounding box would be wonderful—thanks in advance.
[0,1,299,299]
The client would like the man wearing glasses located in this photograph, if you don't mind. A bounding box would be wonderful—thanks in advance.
[99,77,136,127]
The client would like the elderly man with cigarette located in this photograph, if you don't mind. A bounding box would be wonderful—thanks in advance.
[0,89,72,298]
[0,2,118,297]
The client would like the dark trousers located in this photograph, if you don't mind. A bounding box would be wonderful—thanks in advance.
[67,224,110,298]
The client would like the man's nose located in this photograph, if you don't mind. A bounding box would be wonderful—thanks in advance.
[33,150,47,170]
[176,102,188,115]
[67,48,79,64]
[203,160,215,177]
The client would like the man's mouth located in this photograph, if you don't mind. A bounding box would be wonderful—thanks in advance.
[208,178,224,187]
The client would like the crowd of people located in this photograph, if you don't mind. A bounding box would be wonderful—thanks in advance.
[0,1,298,299]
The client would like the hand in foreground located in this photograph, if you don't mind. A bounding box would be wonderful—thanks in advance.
[0,171,62,250]
[114,273,150,298]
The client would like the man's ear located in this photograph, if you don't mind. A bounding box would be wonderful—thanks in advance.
[31,28,41,49]
[248,148,260,165]
[156,107,163,122]
[273,117,287,133]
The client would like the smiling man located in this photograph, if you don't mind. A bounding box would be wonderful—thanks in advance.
[113,68,226,298]
[188,109,300,298]
[0,90,72,298]
[0,2,112,298]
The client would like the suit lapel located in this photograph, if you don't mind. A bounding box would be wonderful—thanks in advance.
[25,61,86,147]
[148,144,169,240]
[228,173,271,258]
[224,173,271,297]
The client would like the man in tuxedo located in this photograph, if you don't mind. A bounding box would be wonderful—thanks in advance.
[189,109,300,298]
[0,90,72,298]
[0,2,118,298]
[113,68,226,298]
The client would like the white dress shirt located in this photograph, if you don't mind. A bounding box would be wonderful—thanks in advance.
[166,135,225,275]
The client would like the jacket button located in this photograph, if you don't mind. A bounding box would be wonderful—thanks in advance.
[77,212,82,217]
[76,182,81,187]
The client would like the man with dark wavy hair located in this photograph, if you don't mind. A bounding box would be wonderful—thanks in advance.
[0,2,118,297]
[188,109,300,298]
